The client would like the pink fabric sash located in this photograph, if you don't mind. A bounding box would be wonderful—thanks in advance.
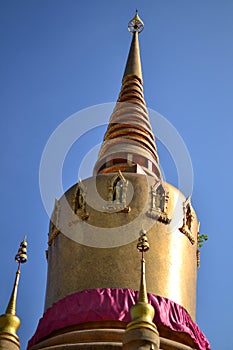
[28,288,210,349]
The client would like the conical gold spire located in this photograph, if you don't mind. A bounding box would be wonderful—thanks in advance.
[122,31,142,83]
[0,237,28,349]
[123,11,143,84]
[94,12,161,178]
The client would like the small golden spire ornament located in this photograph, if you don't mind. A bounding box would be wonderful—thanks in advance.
[128,10,144,33]
[123,230,160,349]
[0,237,28,345]
[126,229,158,332]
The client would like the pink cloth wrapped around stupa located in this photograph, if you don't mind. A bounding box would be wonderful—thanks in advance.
[28,288,210,350]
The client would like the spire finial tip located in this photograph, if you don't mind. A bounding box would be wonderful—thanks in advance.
[128,10,144,33]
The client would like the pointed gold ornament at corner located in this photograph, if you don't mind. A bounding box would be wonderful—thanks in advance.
[0,236,28,343]
[126,229,158,334]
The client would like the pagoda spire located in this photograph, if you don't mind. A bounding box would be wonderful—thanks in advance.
[93,11,161,178]
[0,237,28,350]
[122,230,160,349]
[122,10,143,84]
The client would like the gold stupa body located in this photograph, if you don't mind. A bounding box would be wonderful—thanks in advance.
[28,12,210,350]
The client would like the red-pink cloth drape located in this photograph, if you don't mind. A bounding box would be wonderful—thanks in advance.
[28,288,210,350]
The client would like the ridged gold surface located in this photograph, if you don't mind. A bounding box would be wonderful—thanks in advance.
[28,321,196,350]
[0,333,20,350]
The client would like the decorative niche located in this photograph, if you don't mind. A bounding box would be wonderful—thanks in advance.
[48,199,60,246]
[104,170,130,213]
[146,180,170,224]
[72,180,89,220]
[179,196,195,244]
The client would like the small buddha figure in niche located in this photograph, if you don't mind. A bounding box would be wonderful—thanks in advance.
[153,184,166,212]
[113,177,124,203]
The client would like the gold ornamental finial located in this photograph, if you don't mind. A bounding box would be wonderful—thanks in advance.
[126,230,158,333]
[128,10,144,33]
[15,235,28,265]
[0,237,28,343]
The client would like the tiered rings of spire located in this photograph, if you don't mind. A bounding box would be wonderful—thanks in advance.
[93,11,161,178]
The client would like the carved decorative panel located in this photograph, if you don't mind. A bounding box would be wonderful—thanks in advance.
[179,197,195,244]
[146,180,170,224]
[103,171,130,213]
[73,180,89,220]
[48,199,60,246]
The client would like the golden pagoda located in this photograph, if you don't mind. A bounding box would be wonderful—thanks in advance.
[26,11,210,350]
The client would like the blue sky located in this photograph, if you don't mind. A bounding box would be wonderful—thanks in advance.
[1,1,233,349]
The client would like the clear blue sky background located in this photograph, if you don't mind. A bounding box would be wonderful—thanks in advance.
[0,1,232,349]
